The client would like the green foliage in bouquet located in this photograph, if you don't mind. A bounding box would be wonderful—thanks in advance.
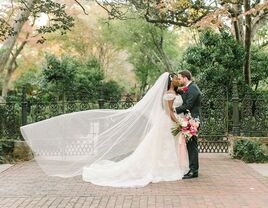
[171,124,182,137]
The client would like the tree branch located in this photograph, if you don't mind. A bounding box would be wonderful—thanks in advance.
[74,0,88,15]
[251,9,268,39]
[144,11,209,27]
[260,40,268,48]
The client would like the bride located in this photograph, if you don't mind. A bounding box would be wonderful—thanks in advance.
[20,72,189,188]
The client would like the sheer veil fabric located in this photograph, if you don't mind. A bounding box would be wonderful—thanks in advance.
[20,72,189,187]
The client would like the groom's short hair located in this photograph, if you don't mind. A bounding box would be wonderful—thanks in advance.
[178,70,192,80]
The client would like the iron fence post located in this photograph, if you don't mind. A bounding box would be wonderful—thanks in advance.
[232,79,240,136]
[98,87,104,109]
[21,86,28,140]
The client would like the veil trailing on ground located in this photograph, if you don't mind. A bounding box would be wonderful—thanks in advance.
[20,72,171,177]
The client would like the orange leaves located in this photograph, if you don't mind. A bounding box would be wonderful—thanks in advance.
[195,8,228,29]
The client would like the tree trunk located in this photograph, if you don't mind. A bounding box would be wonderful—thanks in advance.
[159,29,172,72]
[0,0,34,74]
[2,65,16,99]
[1,39,28,99]
[244,0,252,85]
[232,3,244,43]
[150,28,172,72]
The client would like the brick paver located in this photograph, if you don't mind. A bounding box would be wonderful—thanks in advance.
[0,154,267,208]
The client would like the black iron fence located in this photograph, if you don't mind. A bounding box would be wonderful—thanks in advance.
[198,85,230,153]
[233,80,268,137]
[0,88,136,140]
[0,81,268,153]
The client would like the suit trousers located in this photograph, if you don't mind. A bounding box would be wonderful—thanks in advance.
[186,135,199,173]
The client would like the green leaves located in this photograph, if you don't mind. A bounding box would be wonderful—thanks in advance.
[0,0,74,43]
[0,19,16,42]
[38,54,123,100]
[42,54,102,91]
[99,0,213,27]
[250,47,268,88]
[184,30,268,94]
[32,0,74,43]
[183,29,245,91]
[101,18,180,94]
[233,139,268,163]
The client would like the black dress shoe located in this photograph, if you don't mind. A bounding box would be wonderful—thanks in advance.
[183,170,191,177]
[182,171,198,179]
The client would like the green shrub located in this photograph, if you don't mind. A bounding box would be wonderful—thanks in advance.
[102,80,124,101]
[0,144,3,164]
[12,54,124,103]
[0,139,15,164]
[232,139,268,163]
[182,29,245,94]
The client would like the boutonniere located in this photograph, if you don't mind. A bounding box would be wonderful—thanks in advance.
[182,86,189,92]
[177,86,188,95]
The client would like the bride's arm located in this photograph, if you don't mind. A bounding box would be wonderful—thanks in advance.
[167,100,178,123]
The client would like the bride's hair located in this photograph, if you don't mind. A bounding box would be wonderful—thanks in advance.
[167,72,179,94]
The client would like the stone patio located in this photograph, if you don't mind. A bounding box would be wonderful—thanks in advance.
[0,154,267,208]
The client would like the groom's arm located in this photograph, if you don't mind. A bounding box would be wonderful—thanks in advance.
[175,87,199,114]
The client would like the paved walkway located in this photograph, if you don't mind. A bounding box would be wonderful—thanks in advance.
[248,163,268,177]
[0,164,13,173]
[0,154,267,208]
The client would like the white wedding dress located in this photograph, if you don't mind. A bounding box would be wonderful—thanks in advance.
[20,72,189,188]
[82,91,188,187]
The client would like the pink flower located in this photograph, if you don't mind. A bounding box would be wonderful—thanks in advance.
[170,111,200,140]
[190,129,197,135]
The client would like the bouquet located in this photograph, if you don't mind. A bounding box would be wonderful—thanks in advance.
[171,111,200,140]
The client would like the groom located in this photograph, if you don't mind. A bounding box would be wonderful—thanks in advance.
[176,70,201,179]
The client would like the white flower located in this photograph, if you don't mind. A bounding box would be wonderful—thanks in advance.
[182,121,188,127]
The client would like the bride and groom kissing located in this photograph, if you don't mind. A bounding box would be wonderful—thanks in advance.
[166,70,201,180]
[20,70,202,188]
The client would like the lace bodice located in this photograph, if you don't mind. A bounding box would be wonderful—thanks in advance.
[163,92,183,109]
[173,95,183,108]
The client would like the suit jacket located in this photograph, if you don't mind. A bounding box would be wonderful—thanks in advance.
[175,81,201,120]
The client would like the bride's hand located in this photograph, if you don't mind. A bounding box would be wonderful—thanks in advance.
[172,117,178,123]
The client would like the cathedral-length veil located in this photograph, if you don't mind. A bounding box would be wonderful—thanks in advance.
[20,72,176,178]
